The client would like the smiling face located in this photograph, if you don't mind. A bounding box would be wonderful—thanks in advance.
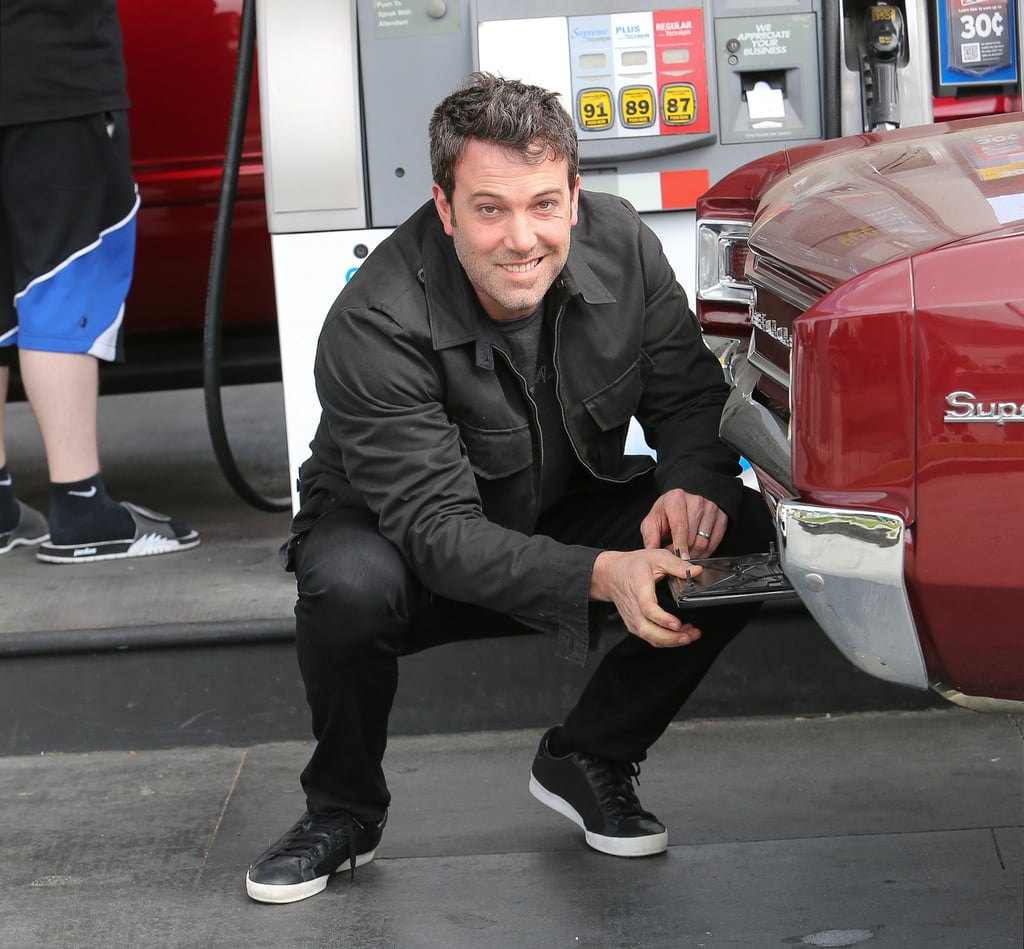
[432,138,580,321]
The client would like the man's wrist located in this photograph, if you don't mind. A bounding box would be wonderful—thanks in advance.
[589,550,615,601]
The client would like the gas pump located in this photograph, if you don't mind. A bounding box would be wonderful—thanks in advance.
[250,0,1020,507]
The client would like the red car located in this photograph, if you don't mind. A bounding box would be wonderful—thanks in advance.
[696,111,1024,711]
[115,0,273,391]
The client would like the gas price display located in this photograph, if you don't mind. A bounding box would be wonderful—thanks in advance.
[568,8,709,138]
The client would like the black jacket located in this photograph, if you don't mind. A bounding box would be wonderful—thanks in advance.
[295,191,741,662]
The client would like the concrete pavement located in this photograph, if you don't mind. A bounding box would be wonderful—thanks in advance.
[0,382,295,640]
[3,710,1022,948]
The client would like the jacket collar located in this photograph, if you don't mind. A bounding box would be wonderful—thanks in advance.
[560,247,617,307]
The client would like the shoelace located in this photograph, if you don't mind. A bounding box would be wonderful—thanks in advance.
[343,813,358,881]
[580,756,648,818]
[343,811,388,881]
[270,812,368,881]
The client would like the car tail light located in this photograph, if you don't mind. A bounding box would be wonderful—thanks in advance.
[697,220,753,307]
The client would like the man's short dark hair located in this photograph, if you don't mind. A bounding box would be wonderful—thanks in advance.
[429,72,580,202]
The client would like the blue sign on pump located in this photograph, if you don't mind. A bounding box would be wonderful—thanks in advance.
[935,0,1018,91]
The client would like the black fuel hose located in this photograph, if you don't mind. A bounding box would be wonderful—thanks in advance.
[203,0,290,512]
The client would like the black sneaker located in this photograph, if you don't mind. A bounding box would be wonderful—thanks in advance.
[529,727,667,857]
[245,810,386,904]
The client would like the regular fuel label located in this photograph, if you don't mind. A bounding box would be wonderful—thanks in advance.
[661,83,697,125]
[653,8,708,133]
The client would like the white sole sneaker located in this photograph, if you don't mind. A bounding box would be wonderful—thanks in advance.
[245,848,377,904]
[529,774,668,857]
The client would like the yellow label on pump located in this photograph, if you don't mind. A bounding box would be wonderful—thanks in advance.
[619,86,656,129]
[661,83,697,126]
[578,89,614,131]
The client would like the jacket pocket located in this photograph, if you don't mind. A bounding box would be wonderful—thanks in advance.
[458,421,533,480]
[581,353,652,432]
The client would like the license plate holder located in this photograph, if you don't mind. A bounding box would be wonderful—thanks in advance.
[668,543,798,607]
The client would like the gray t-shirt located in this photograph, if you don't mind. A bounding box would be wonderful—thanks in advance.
[493,303,580,514]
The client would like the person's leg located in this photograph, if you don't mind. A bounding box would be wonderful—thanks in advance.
[0,207,47,547]
[247,508,403,902]
[292,506,533,819]
[291,507,411,822]
[17,350,100,482]
[0,363,8,468]
[0,363,9,478]
[10,112,130,548]
[248,505,533,903]
[527,477,775,856]
[547,480,776,762]
[16,347,136,548]
[0,132,19,528]
[3,113,198,562]
[0,363,16,531]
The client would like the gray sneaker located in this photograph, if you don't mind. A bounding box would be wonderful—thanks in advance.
[0,501,49,555]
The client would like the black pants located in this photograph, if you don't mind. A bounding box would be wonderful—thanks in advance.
[290,478,775,821]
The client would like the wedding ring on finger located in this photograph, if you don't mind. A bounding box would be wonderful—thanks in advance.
[697,530,711,540]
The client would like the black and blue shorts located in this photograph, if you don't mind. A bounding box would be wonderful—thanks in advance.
[0,110,137,367]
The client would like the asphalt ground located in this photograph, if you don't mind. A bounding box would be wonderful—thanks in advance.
[3,711,1022,948]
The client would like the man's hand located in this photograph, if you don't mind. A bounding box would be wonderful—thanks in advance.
[589,548,702,648]
[640,488,728,560]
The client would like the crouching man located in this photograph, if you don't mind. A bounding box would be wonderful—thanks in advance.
[246,72,773,904]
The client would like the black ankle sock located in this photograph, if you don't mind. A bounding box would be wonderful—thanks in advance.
[0,465,19,531]
[48,474,134,545]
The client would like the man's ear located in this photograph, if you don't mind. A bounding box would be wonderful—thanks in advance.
[432,184,454,236]
[570,175,581,227]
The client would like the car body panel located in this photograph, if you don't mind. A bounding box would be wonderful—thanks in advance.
[749,114,1024,290]
[120,0,273,337]
[790,259,918,523]
[912,236,1024,699]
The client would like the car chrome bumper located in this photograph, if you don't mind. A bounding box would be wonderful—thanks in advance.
[719,354,791,491]
[776,501,928,690]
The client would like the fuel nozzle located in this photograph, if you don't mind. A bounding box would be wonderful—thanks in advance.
[862,2,905,131]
